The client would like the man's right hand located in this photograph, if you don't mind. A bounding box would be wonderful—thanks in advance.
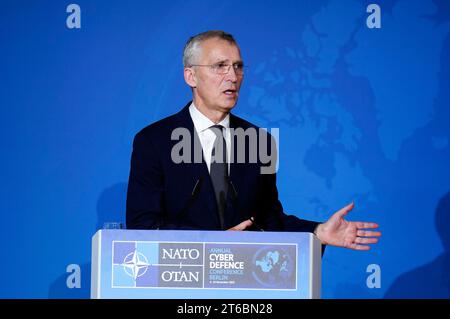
[227,219,253,231]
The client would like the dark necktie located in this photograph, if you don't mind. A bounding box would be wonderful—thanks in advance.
[209,125,228,229]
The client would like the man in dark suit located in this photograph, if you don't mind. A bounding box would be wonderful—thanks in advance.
[126,30,381,250]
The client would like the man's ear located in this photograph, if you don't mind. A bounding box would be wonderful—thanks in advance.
[184,67,197,88]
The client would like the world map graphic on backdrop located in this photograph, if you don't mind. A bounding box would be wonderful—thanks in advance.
[9,0,442,298]
[135,0,450,297]
[241,0,449,216]
[9,0,446,299]
[138,0,449,218]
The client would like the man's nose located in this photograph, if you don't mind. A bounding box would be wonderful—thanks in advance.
[225,65,238,82]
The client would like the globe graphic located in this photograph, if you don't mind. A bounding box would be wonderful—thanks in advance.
[252,247,294,287]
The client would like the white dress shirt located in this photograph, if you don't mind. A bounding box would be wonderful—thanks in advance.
[189,102,231,173]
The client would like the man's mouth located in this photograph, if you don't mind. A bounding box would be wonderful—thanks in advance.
[223,89,237,96]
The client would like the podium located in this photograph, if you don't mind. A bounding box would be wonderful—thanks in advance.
[91,230,321,299]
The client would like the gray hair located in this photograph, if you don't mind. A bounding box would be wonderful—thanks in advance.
[183,30,238,67]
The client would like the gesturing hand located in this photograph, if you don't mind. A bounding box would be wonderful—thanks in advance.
[227,219,253,231]
[315,202,381,250]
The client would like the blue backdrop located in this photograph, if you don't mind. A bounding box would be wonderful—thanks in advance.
[1,0,449,298]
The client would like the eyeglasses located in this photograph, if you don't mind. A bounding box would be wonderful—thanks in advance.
[189,62,246,75]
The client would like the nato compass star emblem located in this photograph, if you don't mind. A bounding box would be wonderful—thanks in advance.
[121,250,150,280]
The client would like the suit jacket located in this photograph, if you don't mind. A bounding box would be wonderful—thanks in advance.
[126,102,319,232]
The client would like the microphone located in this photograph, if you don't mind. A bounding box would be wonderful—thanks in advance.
[250,216,265,232]
[228,178,264,231]
[191,178,202,197]
[176,178,203,220]
[229,179,238,202]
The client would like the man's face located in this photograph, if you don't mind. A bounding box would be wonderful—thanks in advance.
[188,38,244,114]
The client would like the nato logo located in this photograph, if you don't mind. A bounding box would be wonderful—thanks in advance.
[122,250,150,280]
[252,245,297,289]
[112,241,159,288]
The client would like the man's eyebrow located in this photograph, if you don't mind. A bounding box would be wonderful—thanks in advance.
[213,58,244,64]
[213,59,230,64]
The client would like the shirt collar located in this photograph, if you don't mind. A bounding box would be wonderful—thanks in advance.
[189,102,230,133]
